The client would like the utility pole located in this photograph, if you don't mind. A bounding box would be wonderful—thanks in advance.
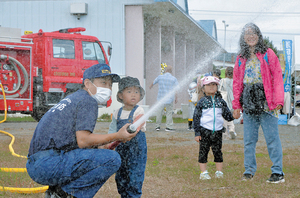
[222,20,229,68]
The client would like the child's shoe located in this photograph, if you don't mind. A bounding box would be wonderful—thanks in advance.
[165,128,175,132]
[200,170,211,180]
[229,131,237,139]
[215,171,224,178]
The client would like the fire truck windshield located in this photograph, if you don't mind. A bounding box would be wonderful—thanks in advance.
[82,41,105,64]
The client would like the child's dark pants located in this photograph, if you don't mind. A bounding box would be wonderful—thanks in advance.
[198,129,223,163]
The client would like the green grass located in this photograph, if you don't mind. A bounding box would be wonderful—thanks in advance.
[0,116,36,122]
[1,110,299,197]
[139,144,300,197]
[148,115,188,123]
[1,134,300,197]
[0,111,189,124]
[0,114,188,124]
[97,113,112,122]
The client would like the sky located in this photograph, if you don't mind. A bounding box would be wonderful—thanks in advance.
[188,0,300,53]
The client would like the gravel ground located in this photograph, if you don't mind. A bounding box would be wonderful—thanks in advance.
[1,107,299,148]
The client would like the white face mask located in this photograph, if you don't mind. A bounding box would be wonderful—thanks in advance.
[88,81,112,105]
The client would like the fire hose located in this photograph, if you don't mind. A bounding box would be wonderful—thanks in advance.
[0,54,29,98]
[0,83,48,194]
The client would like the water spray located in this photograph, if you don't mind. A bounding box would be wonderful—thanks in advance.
[129,48,223,130]
[108,48,222,150]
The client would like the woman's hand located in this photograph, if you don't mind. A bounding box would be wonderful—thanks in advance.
[233,109,241,119]
[275,105,283,111]
[195,136,201,142]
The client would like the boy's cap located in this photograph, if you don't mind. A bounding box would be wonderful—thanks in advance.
[83,64,120,83]
[201,76,220,87]
[117,76,145,103]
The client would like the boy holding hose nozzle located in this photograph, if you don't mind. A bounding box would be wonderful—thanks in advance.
[106,76,147,198]
[26,64,143,198]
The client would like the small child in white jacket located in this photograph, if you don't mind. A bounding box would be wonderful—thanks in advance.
[219,67,237,140]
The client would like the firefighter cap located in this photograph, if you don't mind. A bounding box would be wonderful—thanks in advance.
[83,64,120,83]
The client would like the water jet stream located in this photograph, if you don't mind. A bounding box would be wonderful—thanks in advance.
[130,48,222,131]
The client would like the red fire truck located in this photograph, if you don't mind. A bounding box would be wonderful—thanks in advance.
[0,27,112,121]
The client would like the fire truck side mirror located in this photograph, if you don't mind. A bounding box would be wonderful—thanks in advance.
[108,46,112,56]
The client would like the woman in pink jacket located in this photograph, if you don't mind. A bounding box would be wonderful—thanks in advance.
[232,23,285,183]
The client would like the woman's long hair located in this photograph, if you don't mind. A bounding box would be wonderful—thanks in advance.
[238,23,268,59]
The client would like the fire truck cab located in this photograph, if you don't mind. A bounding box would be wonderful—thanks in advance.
[0,27,112,121]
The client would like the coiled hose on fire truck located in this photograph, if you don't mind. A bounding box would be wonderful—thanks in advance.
[0,83,48,194]
[0,55,29,98]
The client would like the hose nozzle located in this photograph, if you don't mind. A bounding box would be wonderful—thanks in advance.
[126,124,137,133]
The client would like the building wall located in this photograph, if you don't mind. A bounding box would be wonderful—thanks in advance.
[144,16,161,106]
[0,0,152,76]
[125,5,144,95]
[175,33,188,106]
